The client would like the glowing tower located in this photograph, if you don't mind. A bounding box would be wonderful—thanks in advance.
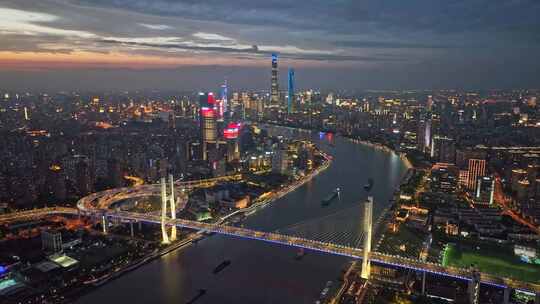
[160,174,179,244]
[160,177,170,244]
[169,174,177,241]
[361,196,373,279]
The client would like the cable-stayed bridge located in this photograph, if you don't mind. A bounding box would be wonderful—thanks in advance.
[85,208,540,296]
[2,179,539,296]
[275,205,366,249]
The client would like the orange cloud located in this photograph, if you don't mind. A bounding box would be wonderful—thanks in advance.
[0,50,266,70]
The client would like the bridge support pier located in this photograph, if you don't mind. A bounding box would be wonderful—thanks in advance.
[160,177,170,244]
[130,220,134,238]
[169,174,177,241]
[467,269,480,304]
[101,215,108,235]
[360,196,373,280]
[421,271,426,295]
[503,287,510,304]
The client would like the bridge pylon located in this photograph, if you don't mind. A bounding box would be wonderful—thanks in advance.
[101,214,108,235]
[160,177,170,244]
[160,174,179,244]
[361,196,373,279]
[168,174,177,241]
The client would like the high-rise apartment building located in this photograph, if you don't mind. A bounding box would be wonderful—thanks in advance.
[417,118,431,153]
[42,230,62,254]
[431,135,456,163]
[272,148,289,175]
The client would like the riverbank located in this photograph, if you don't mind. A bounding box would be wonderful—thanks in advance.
[343,137,413,170]
[261,122,413,170]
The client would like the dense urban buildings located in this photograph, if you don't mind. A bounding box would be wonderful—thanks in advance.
[1,81,539,303]
[1,1,540,304]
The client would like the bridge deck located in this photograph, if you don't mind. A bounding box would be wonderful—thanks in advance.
[2,207,538,293]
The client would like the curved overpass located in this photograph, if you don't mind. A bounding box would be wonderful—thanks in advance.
[77,174,242,213]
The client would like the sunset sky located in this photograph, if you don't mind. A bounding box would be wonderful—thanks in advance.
[1,0,539,90]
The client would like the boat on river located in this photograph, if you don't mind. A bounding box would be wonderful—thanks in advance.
[364,178,374,191]
[321,188,340,207]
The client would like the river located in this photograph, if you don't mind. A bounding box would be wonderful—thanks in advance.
[77,126,408,304]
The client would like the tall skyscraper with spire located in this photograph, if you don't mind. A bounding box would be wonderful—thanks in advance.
[220,80,228,119]
[287,68,295,114]
[271,53,279,105]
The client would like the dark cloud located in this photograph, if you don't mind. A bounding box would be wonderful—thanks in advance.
[98,38,403,62]
[74,0,540,39]
[334,40,458,49]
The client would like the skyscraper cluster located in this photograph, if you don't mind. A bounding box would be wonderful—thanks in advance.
[269,53,296,113]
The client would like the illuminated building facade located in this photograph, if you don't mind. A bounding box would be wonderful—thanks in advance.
[224,122,241,162]
[467,159,486,191]
[219,80,228,119]
[271,53,279,105]
[201,106,217,142]
[475,176,495,205]
[417,118,431,153]
[199,92,218,160]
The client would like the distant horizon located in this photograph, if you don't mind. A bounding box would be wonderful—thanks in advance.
[1,65,539,93]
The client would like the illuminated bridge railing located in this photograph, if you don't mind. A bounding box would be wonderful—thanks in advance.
[2,207,539,293]
[107,210,363,259]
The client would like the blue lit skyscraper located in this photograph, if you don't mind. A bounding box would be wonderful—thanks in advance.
[287,68,295,114]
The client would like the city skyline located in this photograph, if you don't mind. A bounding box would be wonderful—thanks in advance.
[1,0,540,90]
[1,2,540,303]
